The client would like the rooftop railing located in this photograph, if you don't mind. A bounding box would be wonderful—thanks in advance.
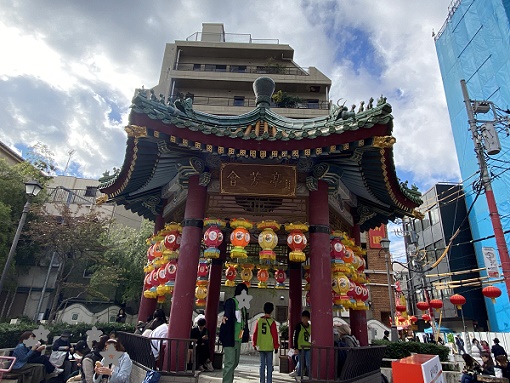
[185,32,280,44]
[174,62,309,76]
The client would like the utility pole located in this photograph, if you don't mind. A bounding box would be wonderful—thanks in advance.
[460,79,510,298]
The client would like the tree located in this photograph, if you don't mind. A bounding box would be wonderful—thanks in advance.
[94,220,153,306]
[272,90,302,108]
[27,204,112,322]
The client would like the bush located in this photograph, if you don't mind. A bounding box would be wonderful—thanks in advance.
[372,340,450,362]
[0,322,136,348]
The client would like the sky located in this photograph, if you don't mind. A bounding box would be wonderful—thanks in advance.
[0,0,458,258]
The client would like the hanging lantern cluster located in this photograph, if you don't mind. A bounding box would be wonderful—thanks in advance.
[285,223,309,263]
[203,218,226,259]
[195,259,210,307]
[257,220,280,263]
[330,232,369,311]
[143,223,182,303]
[229,218,253,259]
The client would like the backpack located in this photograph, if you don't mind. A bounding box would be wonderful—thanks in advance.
[142,370,161,383]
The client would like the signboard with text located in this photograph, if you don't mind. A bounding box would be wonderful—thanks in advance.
[368,225,386,249]
[482,247,500,278]
[220,163,296,197]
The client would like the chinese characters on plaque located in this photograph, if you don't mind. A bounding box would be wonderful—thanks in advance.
[220,163,296,197]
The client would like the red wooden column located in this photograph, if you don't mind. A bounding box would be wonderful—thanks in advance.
[137,213,165,322]
[349,224,369,346]
[205,240,227,358]
[309,180,334,380]
[288,261,302,349]
[165,175,207,370]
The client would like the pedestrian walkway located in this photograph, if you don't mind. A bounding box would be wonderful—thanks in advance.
[198,354,295,383]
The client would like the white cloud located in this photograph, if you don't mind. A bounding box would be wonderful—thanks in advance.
[0,0,458,191]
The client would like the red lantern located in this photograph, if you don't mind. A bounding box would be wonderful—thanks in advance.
[416,301,429,311]
[147,244,156,261]
[163,260,178,294]
[163,231,181,251]
[396,304,407,313]
[398,317,406,323]
[330,237,346,260]
[422,314,431,322]
[149,269,159,287]
[203,218,225,259]
[197,260,209,278]
[482,285,502,303]
[449,294,466,309]
[285,223,309,263]
[274,269,286,288]
[429,299,443,312]
[409,316,418,324]
[225,263,238,287]
[144,273,152,289]
[157,264,171,284]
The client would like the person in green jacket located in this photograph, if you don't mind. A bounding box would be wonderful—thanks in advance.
[253,302,279,383]
[289,310,311,378]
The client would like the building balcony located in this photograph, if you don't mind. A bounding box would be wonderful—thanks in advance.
[174,62,310,76]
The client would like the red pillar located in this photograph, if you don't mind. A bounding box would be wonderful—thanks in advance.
[206,241,227,358]
[288,262,302,349]
[137,213,165,322]
[165,175,206,370]
[309,180,333,380]
[349,224,369,346]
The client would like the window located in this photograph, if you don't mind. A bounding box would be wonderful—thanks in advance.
[275,306,288,323]
[85,186,98,197]
[307,99,319,109]
[193,64,201,71]
[230,65,246,73]
[204,64,215,72]
[430,207,440,226]
[309,86,321,93]
[233,96,245,106]
[72,313,79,321]
[215,65,226,72]
[256,66,268,74]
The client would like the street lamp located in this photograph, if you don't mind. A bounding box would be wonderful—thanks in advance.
[380,237,398,342]
[0,180,43,299]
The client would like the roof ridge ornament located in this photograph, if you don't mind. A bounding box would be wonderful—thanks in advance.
[253,77,275,108]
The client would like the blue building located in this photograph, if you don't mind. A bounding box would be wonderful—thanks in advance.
[434,0,510,331]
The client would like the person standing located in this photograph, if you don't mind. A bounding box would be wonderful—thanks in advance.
[492,338,508,359]
[382,330,390,341]
[456,335,466,355]
[116,308,127,323]
[480,340,491,353]
[253,302,279,383]
[289,310,311,378]
[219,283,250,383]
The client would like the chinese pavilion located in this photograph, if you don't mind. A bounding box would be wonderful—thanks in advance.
[98,77,421,376]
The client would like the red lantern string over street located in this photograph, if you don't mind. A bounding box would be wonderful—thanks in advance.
[203,218,225,259]
[429,299,443,312]
[422,314,431,322]
[409,316,418,324]
[229,218,253,259]
[416,301,429,311]
[285,223,309,263]
[396,303,407,313]
[398,317,406,323]
[482,285,502,303]
[449,294,466,310]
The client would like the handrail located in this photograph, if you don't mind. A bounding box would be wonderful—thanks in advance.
[116,332,196,375]
[174,62,309,76]
[185,32,279,44]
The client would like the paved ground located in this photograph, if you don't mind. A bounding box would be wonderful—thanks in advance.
[199,354,296,383]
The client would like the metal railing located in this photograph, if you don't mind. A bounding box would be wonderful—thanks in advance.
[169,94,329,110]
[296,345,386,382]
[174,62,309,76]
[117,332,196,375]
[185,32,280,44]
[46,187,97,205]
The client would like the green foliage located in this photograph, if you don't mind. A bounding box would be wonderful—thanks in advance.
[272,90,302,108]
[371,340,450,362]
[0,322,135,348]
[279,323,289,340]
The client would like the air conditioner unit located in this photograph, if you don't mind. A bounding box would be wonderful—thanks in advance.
[473,101,490,114]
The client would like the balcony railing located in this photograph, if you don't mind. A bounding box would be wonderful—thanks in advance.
[174,62,309,76]
[170,94,329,110]
[46,187,97,205]
[185,32,280,44]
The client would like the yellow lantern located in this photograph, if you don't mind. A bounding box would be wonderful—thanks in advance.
[240,264,254,287]
[332,272,350,295]
[195,280,208,307]
[257,220,280,262]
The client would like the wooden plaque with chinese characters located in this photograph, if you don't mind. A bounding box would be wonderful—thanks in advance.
[220,163,296,197]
